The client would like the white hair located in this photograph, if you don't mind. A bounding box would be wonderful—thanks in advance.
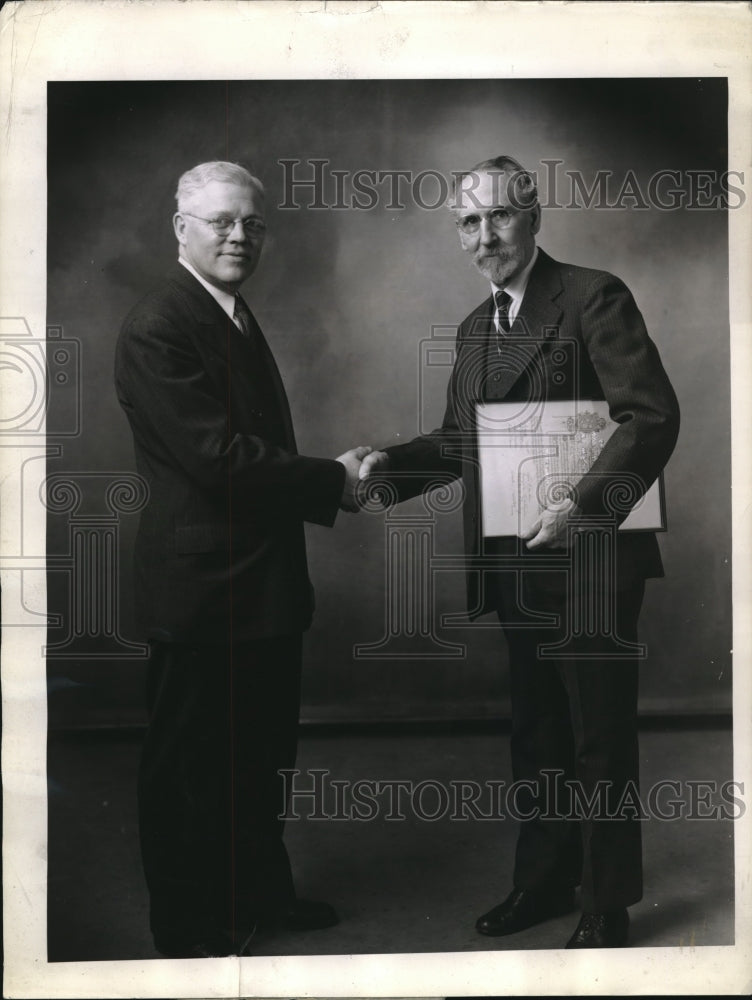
[449,155,538,211]
[175,161,265,210]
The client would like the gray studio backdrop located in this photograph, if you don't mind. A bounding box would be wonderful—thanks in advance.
[46,79,731,728]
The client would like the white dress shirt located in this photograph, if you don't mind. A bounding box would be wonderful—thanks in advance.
[179,257,243,330]
[492,245,539,330]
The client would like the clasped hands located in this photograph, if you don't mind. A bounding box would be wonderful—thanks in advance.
[336,448,581,547]
[335,447,389,513]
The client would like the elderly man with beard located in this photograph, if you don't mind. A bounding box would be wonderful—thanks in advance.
[359,155,679,948]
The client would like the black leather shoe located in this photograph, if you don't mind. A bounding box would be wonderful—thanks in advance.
[263,898,339,932]
[565,909,629,948]
[153,931,235,958]
[476,887,576,936]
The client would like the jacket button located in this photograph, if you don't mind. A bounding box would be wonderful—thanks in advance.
[493,373,501,381]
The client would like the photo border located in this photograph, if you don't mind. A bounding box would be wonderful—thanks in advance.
[1,2,750,997]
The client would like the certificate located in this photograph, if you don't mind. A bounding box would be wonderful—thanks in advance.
[476,399,666,537]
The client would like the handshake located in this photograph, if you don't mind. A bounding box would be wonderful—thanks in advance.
[335,446,390,513]
[335,446,581,545]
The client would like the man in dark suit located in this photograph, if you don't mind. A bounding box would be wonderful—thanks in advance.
[359,155,679,948]
[115,160,369,958]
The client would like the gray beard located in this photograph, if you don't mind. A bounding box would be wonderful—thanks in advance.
[475,252,516,284]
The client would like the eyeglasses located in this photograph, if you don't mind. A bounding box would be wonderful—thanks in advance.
[455,206,519,236]
[182,213,267,237]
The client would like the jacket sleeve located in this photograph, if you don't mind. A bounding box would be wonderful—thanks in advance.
[115,309,345,527]
[572,272,680,518]
[381,329,465,503]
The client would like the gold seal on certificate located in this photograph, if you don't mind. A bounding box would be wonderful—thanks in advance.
[475,399,666,538]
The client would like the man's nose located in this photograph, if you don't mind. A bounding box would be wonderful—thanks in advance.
[478,216,497,245]
[227,220,248,241]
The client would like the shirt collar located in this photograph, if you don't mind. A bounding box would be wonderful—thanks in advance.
[491,245,539,317]
[179,257,238,321]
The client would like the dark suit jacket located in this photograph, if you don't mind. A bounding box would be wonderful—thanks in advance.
[115,264,345,642]
[384,248,680,619]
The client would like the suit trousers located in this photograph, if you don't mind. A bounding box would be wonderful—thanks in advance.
[138,635,302,940]
[494,562,645,912]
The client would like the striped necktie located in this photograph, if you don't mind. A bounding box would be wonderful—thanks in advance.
[494,289,512,336]
[234,294,254,339]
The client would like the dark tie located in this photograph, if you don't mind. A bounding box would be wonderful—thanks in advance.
[494,289,512,337]
[233,294,254,340]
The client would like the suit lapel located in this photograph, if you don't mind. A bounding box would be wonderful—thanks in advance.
[515,249,565,341]
[239,303,298,454]
[167,265,239,366]
[166,265,298,454]
[455,301,495,417]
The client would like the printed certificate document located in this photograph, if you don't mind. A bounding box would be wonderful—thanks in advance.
[476,399,666,537]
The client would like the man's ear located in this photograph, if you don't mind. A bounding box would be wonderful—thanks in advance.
[173,212,187,246]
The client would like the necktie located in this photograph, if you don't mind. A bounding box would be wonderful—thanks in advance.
[494,289,512,336]
[233,294,254,340]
